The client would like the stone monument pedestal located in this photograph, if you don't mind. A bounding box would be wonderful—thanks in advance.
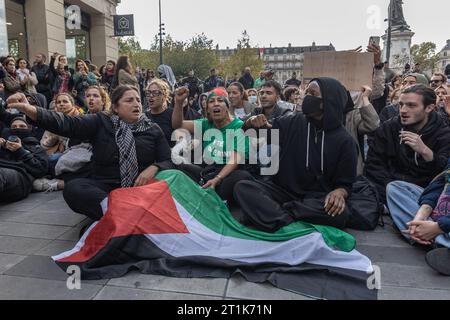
[382,30,415,71]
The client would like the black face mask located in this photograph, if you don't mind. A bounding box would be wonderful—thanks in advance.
[9,128,33,139]
[302,95,323,116]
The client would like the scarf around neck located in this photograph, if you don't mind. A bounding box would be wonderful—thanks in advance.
[110,114,154,187]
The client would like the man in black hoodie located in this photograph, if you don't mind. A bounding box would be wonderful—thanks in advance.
[0,116,48,203]
[365,84,450,202]
[234,77,357,232]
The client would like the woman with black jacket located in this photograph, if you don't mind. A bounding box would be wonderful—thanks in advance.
[6,85,174,220]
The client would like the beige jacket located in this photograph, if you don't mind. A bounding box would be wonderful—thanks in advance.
[345,93,380,175]
[118,69,139,90]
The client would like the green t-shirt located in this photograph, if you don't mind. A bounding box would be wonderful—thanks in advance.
[194,118,249,165]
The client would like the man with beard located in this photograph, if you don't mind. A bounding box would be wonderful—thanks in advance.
[234,78,358,232]
[365,84,450,203]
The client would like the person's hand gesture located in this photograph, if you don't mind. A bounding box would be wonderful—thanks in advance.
[444,95,450,116]
[202,177,221,190]
[134,166,158,187]
[407,220,443,244]
[367,44,382,65]
[399,131,429,155]
[6,92,29,113]
[324,188,347,217]
[246,114,272,129]
[174,87,190,108]
[5,138,22,153]
[361,85,373,98]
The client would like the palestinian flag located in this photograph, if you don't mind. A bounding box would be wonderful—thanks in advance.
[53,170,377,300]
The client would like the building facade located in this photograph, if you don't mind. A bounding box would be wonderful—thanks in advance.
[217,43,335,84]
[262,43,335,83]
[438,39,450,72]
[1,0,119,67]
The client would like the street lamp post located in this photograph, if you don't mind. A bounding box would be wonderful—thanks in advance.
[159,0,165,65]
[386,0,393,64]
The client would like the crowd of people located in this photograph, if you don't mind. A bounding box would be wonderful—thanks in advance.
[1,44,450,277]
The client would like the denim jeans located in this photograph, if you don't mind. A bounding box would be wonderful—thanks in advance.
[387,180,450,248]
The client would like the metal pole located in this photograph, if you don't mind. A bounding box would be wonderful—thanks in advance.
[386,0,393,64]
[159,0,163,65]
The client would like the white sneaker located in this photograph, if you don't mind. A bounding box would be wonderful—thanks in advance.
[33,178,60,193]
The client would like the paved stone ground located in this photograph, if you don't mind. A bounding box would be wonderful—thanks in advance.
[0,191,449,300]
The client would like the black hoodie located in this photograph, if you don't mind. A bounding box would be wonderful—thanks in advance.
[0,133,48,181]
[365,111,450,198]
[271,77,358,196]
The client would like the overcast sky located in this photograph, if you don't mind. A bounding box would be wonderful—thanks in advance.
[117,0,449,52]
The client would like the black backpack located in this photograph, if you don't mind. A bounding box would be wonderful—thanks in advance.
[347,176,384,231]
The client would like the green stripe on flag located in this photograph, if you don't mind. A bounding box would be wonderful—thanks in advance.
[156,170,356,252]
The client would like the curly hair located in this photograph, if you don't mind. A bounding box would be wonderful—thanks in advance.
[86,85,111,111]
[146,78,171,105]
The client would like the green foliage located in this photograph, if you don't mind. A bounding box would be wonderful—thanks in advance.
[220,30,264,80]
[410,42,440,72]
[118,31,263,81]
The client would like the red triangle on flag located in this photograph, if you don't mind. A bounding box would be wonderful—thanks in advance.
[58,179,188,263]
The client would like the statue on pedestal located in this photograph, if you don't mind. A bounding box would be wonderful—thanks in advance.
[390,0,411,32]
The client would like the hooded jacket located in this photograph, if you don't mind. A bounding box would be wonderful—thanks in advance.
[270,77,358,196]
[0,131,48,181]
[365,112,450,198]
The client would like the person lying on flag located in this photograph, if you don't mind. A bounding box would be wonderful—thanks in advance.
[172,86,254,205]
[6,85,174,221]
[235,77,358,232]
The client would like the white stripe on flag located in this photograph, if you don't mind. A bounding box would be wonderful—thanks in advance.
[145,201,373,273]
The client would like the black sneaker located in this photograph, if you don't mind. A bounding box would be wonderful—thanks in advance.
[425,248,450,276]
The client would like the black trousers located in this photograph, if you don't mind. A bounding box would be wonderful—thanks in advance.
[178,164,253,204]
[63,178,121,221]
[233,180,349,233]
[0,168,32,203]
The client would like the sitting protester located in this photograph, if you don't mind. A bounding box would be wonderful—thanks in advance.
[145,79,175,146]
[6,85,174,221]
[227,82,255,120]
[35,86,110,192]
[0,116,48,203]
[172,87,253,204]
[235,77,358,232]
[85,85,111,114]
[380,74,417,124]
[388,158,450,252]
[366,84,450,203]
[242,81,292,129]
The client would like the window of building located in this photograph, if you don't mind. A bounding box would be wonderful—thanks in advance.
[5,0,27,58]
[65,4,91,68]
[0,0,8,56]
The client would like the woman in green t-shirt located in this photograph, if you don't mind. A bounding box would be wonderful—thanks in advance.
[172,87,253,204]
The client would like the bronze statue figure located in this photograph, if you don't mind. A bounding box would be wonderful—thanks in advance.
[390,0,411,31]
